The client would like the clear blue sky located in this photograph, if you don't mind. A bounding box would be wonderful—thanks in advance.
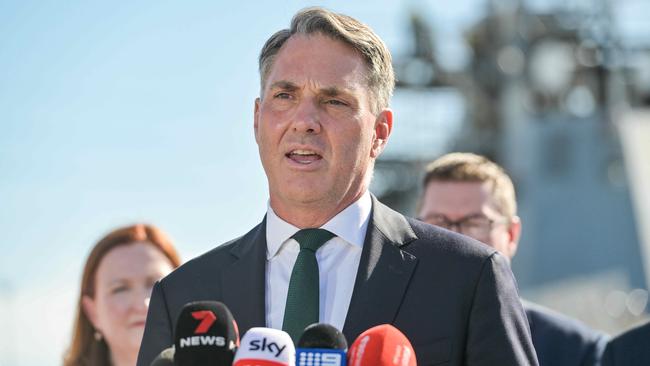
[1,0,645,364]
[0,0,490,290]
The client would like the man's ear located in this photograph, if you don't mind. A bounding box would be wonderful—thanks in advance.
[82,295,100,330]
[371,108,393,158]
[253,98,261,144]
[507,216,522,259]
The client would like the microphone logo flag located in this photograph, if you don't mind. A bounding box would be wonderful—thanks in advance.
[234,327,296,366]
[296,349,345,366]
[174,301,239,366]
[249,337,288,357]
[191,310,217,334]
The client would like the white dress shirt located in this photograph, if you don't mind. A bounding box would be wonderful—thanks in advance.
[265,192,372,331]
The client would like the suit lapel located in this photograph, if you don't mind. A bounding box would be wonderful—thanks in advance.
[342,196,419,341]
[220,218,267,334]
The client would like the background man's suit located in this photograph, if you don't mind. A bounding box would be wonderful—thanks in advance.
[523,301,608,366]
[137,197,538,366]
[601,321,650,366]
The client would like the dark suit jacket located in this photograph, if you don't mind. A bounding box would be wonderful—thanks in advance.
[601,321,650,366]
[524,301,608,366]
[137,197,538,366]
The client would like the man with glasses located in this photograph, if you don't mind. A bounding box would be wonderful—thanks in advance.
[417,152,608,366]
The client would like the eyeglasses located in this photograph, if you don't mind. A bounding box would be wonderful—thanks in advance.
[417,213,506,240]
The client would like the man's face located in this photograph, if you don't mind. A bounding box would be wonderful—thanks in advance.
[254,34,392,223]
[418,181,520,261]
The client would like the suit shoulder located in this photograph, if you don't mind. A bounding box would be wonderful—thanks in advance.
[405,216,498,261]
[609,320,650,349]
[370,196,495,263]
[396,216,517,287]
[524,300,608,346]
[160,222,263,286]
[603,321,650,365]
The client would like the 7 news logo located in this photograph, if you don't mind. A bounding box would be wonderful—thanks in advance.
[191,310,216,334]
[178,310,228,348]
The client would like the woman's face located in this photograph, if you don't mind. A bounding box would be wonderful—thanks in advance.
[83,242,174,360]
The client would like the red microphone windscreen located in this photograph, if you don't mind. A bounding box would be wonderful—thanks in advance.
[347,324,416,366]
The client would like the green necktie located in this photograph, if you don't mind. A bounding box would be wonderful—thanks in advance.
[282,228,335,343]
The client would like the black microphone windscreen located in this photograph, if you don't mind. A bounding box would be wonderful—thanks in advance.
[297,323,348,350]
[150,347,174,366]
[173,301,240,366]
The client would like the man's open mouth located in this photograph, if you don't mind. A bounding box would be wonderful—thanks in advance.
[286,149,323,164]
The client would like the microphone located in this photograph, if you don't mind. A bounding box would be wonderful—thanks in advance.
[347,324,416,366]
[233,327,296,366]
[173,301,240,366]
[296,323,347,366]
[150,347,174,366]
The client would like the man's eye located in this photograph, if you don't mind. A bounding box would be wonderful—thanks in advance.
[464,218,490,227]
[428,218,450,226]
[274,92,292,99]
[325,99,347,106]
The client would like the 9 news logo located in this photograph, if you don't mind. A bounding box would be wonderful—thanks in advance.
[297,350,345,366]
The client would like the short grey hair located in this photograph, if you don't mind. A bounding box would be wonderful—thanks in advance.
[258,7,395,114]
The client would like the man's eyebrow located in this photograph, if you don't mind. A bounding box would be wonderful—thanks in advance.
[321,86,354,97]
[267,82,357,99]
[462,213,490,220]
[269,81,299,91]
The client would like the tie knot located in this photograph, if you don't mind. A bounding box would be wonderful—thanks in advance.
[292,228,335,252]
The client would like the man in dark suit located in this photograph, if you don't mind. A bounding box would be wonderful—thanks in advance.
[417,152,609,366]
[601,321,650,366]
[137,8,538,366]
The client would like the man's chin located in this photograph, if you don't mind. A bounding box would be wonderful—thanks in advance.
[287,190,328,206]
[274,180,328,200]
[270,186,331,210]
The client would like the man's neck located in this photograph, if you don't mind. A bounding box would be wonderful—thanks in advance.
[270,190,367,228]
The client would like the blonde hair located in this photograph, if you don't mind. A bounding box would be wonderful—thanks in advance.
[63,224,181,366]
[422,152,517,219]
[258,7,395,114]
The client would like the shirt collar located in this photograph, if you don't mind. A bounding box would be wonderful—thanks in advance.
[265,191,372,260]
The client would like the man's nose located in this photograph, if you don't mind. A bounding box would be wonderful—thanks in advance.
[447,222,462,234]
[291,99,321,134]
